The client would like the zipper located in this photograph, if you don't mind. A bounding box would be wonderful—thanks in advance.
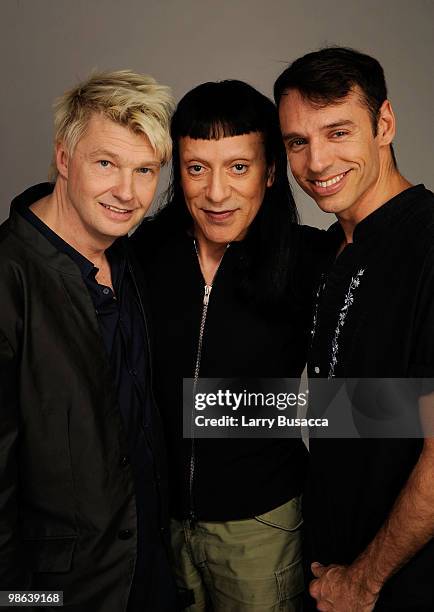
[188,240,229,526]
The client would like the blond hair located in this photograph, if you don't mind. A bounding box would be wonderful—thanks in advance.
[50,70,174,179]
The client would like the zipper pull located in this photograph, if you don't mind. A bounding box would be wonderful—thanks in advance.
[203,284,212,306]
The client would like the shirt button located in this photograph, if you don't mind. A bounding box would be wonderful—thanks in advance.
[120,455,129,467]
[102,287,110,295]
[118,529,133,540]
[314,366,320,374]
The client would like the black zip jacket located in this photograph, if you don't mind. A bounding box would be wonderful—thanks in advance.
[133,214,331,521]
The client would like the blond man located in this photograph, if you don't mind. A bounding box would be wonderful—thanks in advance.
[0,71,177,611]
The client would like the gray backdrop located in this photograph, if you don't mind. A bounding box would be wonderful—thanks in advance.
[1,0,433,227]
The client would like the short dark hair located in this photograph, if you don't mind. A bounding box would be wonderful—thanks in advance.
[274,47,396,165]
[159,80,299,305]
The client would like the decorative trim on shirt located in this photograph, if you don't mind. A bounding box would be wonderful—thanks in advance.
[329,268,365,378]
[311,273,326,347]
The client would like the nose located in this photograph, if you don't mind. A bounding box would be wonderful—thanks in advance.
[112,170,134,202]
[206,170,231,204]
[307,139,334,176]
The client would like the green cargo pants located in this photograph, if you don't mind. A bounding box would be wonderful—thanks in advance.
[170,497,304,611]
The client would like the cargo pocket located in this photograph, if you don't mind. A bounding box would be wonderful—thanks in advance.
[24,535,77,573]
[255,496,303,531]
[255,498,304,605]
[275,558,304,604]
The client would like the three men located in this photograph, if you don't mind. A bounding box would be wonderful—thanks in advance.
[0,71,177,611]
[275,47,434,611]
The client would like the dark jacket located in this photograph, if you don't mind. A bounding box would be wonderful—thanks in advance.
[0,204,170,611]
[133,213,331,521]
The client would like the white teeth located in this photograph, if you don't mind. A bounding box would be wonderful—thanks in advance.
[102,203,131,213]
[315,172,346,188]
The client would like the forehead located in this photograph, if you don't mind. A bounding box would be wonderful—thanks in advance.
[75,112,158,160]
[279,88,370,134]
[179,133,266,161]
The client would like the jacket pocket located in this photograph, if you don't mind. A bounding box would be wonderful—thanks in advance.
[23,536,77,573]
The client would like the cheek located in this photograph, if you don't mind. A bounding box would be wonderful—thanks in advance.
[181,176,202,202]
[288,156,304,179]
[136,176,158,202]
[182,181,204,215]
[240,183,265,221]
[78,171,110,197]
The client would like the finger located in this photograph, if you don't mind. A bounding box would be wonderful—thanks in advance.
[311,561,326,577]
[309,577,320,598]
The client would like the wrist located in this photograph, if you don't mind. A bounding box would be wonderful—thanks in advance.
[349,557,383,596]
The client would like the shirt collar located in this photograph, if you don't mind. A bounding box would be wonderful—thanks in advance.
[327,184,427,245]
[12,182,128,280]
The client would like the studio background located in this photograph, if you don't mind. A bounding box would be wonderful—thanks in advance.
[1,0,433,227]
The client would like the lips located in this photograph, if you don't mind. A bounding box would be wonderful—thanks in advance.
[100,202,133,214]
[308,170,350,196]
[313,171,347,188]
[202,209,237,222]
[99,202,137,222]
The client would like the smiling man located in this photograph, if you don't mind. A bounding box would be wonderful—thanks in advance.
[275,47,434,611]
[0,71,177,611]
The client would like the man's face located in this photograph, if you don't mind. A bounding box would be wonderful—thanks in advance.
[179,133,273,247]
[57,113,161,248]
[279,88,384,219]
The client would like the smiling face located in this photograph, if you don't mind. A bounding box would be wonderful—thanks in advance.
[179,133,273,248]
[56,112,161,250]
[279,87,395,222]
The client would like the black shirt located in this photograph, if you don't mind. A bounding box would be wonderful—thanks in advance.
[305,185,434,610]
[15,184,176,612]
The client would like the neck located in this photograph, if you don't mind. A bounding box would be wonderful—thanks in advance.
[337,162,412,245]
[30,178,112,267]
[195,235,228,286]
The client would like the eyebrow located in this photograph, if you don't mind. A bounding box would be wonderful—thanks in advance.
[181,154,255,164]
[323,119,355,130]
[282,120,356,142]
[89,148,161,166]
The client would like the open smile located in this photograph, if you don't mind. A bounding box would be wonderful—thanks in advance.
[308,170,350,196]
[99,202,135,220]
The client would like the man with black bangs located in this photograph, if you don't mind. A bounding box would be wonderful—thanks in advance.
[132,80,331,611]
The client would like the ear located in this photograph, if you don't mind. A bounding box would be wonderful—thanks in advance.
[55,141,70,179]
[377,100,396,147]
[266,163,275,188]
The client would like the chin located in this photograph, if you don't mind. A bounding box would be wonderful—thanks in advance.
[201,228,233,245]
[310,195,347,215]
[208,236,233,247]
